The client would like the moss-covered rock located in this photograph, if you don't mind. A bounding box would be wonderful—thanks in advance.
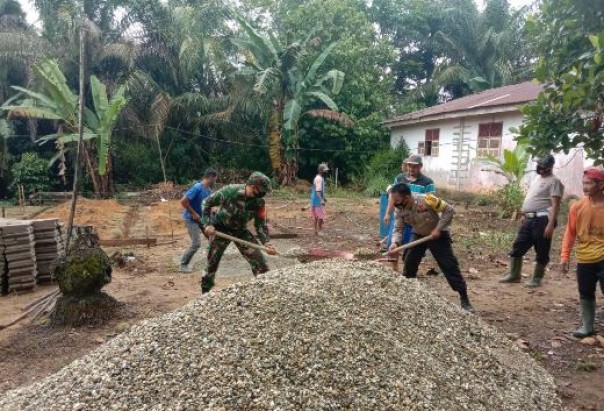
[50,292,119,327]
[51,247,112,297]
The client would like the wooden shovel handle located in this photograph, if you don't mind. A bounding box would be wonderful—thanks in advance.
[213,230,275,254]
[384,235,434,256]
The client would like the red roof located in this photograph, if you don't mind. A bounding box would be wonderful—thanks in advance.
[384,81,543,125]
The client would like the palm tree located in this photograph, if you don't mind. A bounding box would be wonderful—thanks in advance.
[435,0,533,98]
[232,15,351,184]
[0,0,50,141]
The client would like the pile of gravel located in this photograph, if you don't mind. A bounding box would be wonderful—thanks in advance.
[0,261,562,411]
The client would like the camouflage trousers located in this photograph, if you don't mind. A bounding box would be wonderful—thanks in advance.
[201,228,269,291]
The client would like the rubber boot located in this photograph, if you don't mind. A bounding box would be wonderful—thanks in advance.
[459,289,475,313]
[525,263,546,288]
[499,257,522,283]
[573,299,596,338]
[201,275,215,294]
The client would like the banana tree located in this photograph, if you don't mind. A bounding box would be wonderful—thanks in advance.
[478,142,530,183]
[1,59,127,197]
[233,16,351,184]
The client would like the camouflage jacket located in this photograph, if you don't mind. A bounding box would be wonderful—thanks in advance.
[201,184,269,244]
[392,194,454,244]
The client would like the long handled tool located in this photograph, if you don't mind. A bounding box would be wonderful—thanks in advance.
[382,235,434,256]
[380,235,434,271]
[212,230,276,254]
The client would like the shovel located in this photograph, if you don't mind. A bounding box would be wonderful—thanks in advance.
[210,230,277,255]
[378,235,434,271]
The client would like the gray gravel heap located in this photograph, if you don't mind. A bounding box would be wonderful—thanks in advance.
[0,260,562,411]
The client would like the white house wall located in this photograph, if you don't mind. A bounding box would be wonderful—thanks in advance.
[389,111,585,197]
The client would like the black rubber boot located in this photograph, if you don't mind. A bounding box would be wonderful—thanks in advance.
[526,263,546,288]
[459,289,475,313]
[573,299,596,338]
[201,275,215,294]
[499,257,522,283]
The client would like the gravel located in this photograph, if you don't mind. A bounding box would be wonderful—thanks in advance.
[0,260,563,411]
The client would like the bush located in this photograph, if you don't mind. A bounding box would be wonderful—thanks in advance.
[365,141,410,181]
[9,152,52,197]
[496,182,525,218]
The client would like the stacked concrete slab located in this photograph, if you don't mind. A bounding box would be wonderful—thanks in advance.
[31,219,64,283]
[0,220,37,294]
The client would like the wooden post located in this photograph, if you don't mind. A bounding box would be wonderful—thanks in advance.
[65,15,86,252]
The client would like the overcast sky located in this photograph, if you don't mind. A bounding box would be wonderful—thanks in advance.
[18,0,537,26]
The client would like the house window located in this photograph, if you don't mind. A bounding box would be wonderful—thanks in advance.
[420,129,439,157]
[477,122,503,157]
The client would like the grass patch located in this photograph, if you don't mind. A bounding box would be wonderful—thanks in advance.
[575,360,599,372]
[460,230,516,252]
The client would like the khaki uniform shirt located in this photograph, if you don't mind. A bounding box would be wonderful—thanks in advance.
[392,194,454,245]
[521,175,564,213]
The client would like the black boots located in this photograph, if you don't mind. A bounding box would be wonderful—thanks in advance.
[201,275,215,294]
[459,289,475,313]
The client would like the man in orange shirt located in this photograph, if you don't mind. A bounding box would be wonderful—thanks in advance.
[560,167,604,338]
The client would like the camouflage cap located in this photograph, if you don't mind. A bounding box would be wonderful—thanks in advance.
[247,171,272,193]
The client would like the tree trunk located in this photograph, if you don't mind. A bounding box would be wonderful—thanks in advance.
[268,100,283,179]
[82,143,102,198]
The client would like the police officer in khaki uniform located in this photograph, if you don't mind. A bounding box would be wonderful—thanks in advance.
[388,183,474,312]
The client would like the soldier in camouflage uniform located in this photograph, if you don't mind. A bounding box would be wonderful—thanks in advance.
[200,172,277,293]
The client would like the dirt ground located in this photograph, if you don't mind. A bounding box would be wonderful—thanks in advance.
[1,195,603,410]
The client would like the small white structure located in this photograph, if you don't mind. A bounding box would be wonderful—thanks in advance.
[384,82,586,197]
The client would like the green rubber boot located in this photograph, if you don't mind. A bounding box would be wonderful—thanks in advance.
[499,257,522,283]
[573,299,596,338]
[525,264,546,288]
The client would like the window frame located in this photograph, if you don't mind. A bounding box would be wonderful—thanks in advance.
[421,128,440,157]
[477,122,503,158]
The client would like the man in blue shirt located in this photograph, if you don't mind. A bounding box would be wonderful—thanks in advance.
[179,168,218,273]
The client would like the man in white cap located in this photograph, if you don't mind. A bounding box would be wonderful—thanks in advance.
[310,163,329,236]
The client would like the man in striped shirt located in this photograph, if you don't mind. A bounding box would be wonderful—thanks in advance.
[384,155,436,250]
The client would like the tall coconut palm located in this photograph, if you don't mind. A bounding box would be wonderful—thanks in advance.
[434,0,533,98]
[232,15,351,184]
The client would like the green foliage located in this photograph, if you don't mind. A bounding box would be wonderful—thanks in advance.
[365,141,410,181]
[495,181,525,219]
[517,0,604,164]
[88,75,127,176]
[9,151,52,195]
[479,143,530,182]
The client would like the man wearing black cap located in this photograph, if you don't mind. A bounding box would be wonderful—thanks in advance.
[500,155,564,287]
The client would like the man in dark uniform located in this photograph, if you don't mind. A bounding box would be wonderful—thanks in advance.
[200,172,277,293]
[388,183,474,312]
[500,155,564,287]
